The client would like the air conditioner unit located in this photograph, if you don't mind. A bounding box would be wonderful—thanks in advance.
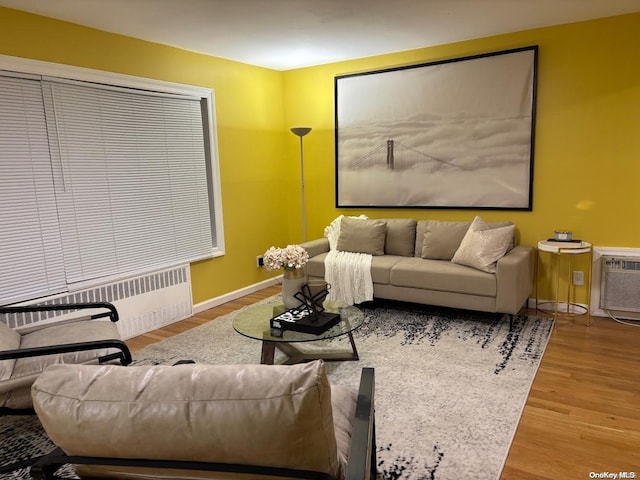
[600,256,640,313]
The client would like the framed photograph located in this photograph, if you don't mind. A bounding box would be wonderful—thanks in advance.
[334,46,538,210]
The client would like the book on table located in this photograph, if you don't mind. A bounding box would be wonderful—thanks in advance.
[270,306,341,335]
[544,239,585,248]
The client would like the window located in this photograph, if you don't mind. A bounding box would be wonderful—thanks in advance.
[0,73,66,304]
[0,56,224,305]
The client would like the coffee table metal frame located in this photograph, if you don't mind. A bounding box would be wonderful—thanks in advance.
[232,301,364,365]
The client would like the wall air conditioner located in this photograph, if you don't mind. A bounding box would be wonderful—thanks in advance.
[600,256,640,313]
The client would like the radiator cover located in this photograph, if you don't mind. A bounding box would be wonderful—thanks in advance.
[1,266,192,339]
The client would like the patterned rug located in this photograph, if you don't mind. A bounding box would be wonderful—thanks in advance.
[0,297,553,480]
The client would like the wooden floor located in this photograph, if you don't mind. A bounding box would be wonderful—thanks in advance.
[126,287,640,479]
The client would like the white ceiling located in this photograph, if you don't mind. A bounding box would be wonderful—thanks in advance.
[2,0,639,70]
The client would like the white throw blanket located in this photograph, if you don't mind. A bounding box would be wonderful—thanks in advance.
[324,250,374,305]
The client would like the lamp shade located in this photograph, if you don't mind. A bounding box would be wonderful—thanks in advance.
[290,127,312,137]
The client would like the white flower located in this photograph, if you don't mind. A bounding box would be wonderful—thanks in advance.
[263,244,309,271]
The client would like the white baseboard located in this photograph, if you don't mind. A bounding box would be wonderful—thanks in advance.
[192,276,282,314]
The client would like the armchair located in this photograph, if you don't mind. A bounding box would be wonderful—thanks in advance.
[30,360,376,480]
[0,302,132,412]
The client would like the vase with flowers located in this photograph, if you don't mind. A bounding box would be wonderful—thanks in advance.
[263,244,310,309]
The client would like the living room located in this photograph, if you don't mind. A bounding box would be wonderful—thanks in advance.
[1,5,638,311]
[1,3,639,479]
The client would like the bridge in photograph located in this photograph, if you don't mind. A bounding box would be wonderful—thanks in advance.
[349,139,468,171]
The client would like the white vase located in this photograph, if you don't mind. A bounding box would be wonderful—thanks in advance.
[282,268,307,309]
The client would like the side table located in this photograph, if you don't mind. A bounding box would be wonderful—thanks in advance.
[536,240,593,325]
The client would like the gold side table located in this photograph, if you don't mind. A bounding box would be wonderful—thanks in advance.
[535,240,593,325]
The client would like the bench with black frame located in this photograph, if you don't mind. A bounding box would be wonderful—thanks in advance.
[30,367,376,480]
[0,302,132,476]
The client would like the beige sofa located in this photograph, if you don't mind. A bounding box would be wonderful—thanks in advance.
[301,216,534,315]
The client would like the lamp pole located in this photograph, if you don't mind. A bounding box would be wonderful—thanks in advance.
[290,127,312,243]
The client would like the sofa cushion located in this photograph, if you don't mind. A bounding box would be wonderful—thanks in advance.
[451,216,515,273]
[383,219,417,257]
[371,255,406,284]
[32,361,343,479]
[390,257,497,297]
[12,320,122,380]
[307,253,403,285]
[0,321,20,381]
[337,217,387,256]
[420,220,472,260]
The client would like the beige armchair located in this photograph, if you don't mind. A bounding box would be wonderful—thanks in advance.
[31,360,376,480]
[0,302,132,412]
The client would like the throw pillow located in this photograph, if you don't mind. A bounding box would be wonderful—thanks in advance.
[420,220,472,260]
[472,218,515,250]
[384,219,417,256]
[324,214,368,251]
[336,217,387,256]
[451,216,515,273]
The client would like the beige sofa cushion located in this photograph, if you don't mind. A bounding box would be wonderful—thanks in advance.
[0,322,20,382]
[306,253,404,285]
[32,361,344,479]
[337,217,387,255]
[12,320,122,380]
[0,322,20,407]
[420,220,472,260]
[383,219,417,257]
[390,257,497,296]
[452,216,515,273]
[371,255,406,284]
[1,320,123,410]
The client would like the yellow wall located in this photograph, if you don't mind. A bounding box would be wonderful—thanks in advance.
[284,12,640,301]
[2,7,639,305]
[0,7,292,304]
[284,12,640,245]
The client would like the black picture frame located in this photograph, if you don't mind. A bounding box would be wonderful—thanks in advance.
[334,46,538,210]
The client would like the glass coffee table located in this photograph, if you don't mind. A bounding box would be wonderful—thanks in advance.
[232,301,365,365]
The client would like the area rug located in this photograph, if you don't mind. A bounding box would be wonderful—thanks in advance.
[0,297,553,480]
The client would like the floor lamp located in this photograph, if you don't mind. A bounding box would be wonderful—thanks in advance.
[290,127,312,242]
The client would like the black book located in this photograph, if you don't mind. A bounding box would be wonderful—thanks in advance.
[546,238,582,243]
[270,307,341,335]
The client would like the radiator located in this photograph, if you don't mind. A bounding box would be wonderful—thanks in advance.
[600,256,640,313]
[1,266,192,339]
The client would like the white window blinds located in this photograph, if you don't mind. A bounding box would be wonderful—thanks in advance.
[0,68,219,305]
[42,80,214,284]
[0,75,67,304]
